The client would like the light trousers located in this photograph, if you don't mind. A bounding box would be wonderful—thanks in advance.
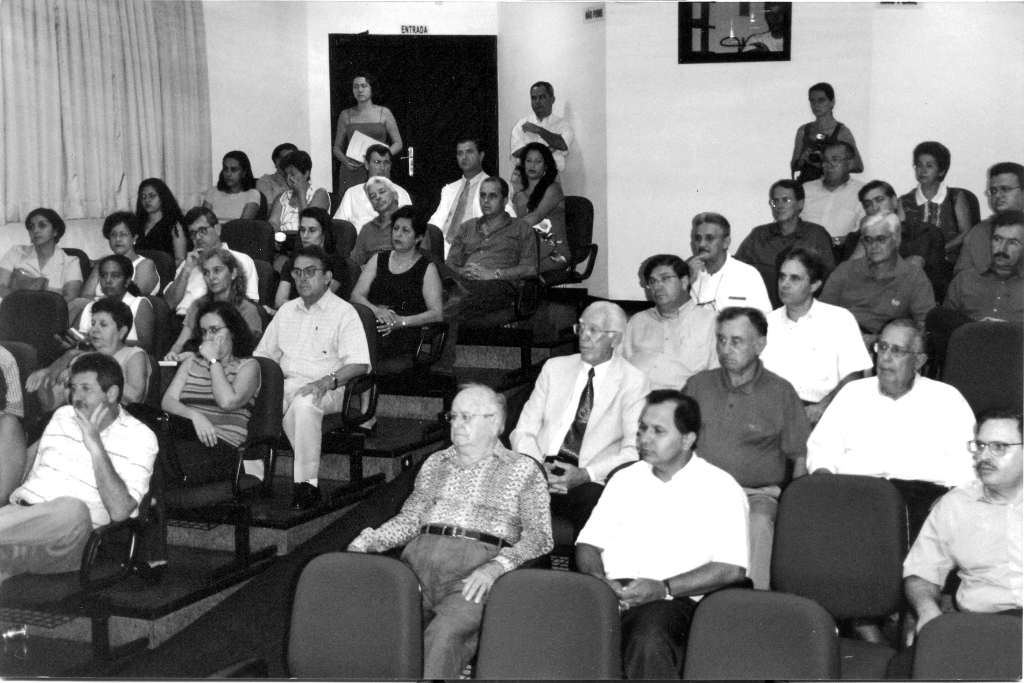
[0,497,93,583]
[743,484,782,590]
[280,377,347,483]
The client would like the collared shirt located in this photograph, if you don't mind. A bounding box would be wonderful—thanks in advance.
[621,300,719,390]
[914,183,949,209]
[349,210,431,266]
[349,444,553,573]
[168,243,259,316]
[11,406,158,527]
[427,173,518,254]
[735,219,836,308]
[944,267,1024,322]
[806,376,977,486]
[0,245,82,294]
[254,289,370,382]
[510,113,575,171]
[820,255,936,333]
[689,254,772,314]
[761,299,873,403]
[801,177,867,239]
[336,181,413,232]
[577,457,749,598]
[446,212,537,274]
[955,219,994,275]
[684,363,809,487]
[543,358,612,460]
[904,480,1022,613]
[0,345,24,418]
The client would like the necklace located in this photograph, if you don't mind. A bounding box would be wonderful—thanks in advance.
[390,253,418,273]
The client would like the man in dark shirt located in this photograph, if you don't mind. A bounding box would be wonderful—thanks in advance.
[683,307,809,590]
[956,162,1024,275]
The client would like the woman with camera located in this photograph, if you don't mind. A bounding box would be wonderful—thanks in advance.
[791,82,864,183]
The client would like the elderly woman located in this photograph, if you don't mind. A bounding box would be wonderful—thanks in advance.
[348,383,552,680]
[513,142,571,272]
[350,205,443,360]
[0,208,82,303]
[165,248,262,361]
[203,151,262,221]
[268,150,331,237]
[274,207,350,308]
[333,72,403,195]
[134,178,187,266]
[76,255,155,353]
[27,297,150,412]
[162,300,261,485]
[791,82,864,183]
[899,141,974,262]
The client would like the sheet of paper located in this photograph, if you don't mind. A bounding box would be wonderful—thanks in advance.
[345,130,379,163]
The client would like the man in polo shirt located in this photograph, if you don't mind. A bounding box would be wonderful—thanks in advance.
[510,81,574,172]
[254,245,370,510]
[349,176,429,266]
[820,211,936,346]
[163,207,259,316]
[955,162,1024,275]
[735,179,834,308]
[0,353,157,583]
[761,247,872,423]
[688,212,772,314]
[621,254,718,390]
[335,144,412,232]
[801,141,866,252]
[576,390,748,679]
[683,307,809,590]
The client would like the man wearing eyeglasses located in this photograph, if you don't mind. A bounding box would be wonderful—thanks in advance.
[255,245,370,510]
[163,207,259,316]
[735,179,834,308]
[511,302,649,538]
[335,144,412,231]
[800,141,866,252]
[901,408,1023,635]
[955,162,1024,275]
[807,319,976,539]
[687,212,771,314]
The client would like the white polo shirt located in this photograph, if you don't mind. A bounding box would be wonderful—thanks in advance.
[689,254,772,314]
[802,177,866,239]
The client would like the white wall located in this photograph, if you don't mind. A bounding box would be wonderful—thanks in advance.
[497,2,608,296]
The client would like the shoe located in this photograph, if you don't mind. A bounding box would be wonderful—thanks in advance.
[291,481,322,510]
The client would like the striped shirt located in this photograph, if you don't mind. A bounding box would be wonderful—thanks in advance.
[0,345,24,417]
[178,356,260,447]
[11,406,158,527]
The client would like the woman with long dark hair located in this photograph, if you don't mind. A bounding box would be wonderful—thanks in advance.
[203,151,261,221]
[513,142,571,271]
[134,178,187,266]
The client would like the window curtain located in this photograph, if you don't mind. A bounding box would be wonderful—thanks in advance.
[0,0,211,223]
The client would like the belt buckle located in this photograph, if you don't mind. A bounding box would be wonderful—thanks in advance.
[442,525,455,538]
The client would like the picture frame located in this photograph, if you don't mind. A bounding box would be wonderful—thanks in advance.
[678,2,792,64]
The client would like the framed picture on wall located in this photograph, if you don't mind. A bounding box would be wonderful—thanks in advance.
[678,2,791,64]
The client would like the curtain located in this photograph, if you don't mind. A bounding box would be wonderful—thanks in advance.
[0,0,211,223]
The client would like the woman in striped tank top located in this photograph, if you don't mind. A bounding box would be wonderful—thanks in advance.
[161,300,261,485]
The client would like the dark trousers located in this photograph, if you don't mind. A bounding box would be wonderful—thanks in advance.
[621,597,698,680]
[890,478,950,544]
[550,481,604,542]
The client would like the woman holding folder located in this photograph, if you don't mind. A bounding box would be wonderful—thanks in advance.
[332,72,403,195]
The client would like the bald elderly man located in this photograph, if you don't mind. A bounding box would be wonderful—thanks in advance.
[349,383,552,679]
[349,176,432,267]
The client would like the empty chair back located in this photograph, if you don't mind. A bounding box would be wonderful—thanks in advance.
[219,220,276,263]
[942,321,1024,416]
[287,552,422,679]
[145,295,175,359]
[136,250,176,292]
[0,290,69,367]
[476,569,622,679]
[249,357,283,445]
[424,224,444,267]
[252,259,277,308]
[771,474,908,619]
[564,195,595,257]
[330,219,357,260]
[912,612,1023,680]
[683,589,840,680]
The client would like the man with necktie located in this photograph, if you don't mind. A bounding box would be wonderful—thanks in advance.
[511,301,650,537]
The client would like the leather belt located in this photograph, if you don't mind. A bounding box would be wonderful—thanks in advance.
[420,524,508,548]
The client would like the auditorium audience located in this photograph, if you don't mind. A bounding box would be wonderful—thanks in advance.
[203,151,261,221]
[0,353,158,585]
[164,207,259,316]
[333,72,403,196]
[688,212,772,313]
[336,144,412,231]
[791,82,864,183]
[0,208,82,304]
[760,247,871,423]
[512,142,571,272]
[166,249,263,361]
[899,141,974,262]
[684,307,809,590]
[621,254,717,390]
[511,302,648,538]
[76,255,155,353]
[77,212,160,300]
[956,161,1024,274]
[134,178,187,266]
[350,205,444,362]
[510,81,573,171]
[256,142,298,210]
[348,383,552,680]
[349,176,432,266]
[161,300,261,486]
[268,150,332,236]
[254,245,370,510]
[274,207,351,309]
[576,390,748,679]
[735,179,835,308]
[800,141,866,249]
[820,212,935,344]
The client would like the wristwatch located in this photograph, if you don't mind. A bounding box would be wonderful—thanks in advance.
[662,579,673,600]
[209,357,219,365]
[494,269,502,280]
[329,371,338,390]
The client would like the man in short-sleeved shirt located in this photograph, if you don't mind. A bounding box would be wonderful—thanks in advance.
[688,212,772,314]
[944,211,1024,322]
[510,82,574,172]
[955,162,1024,275]
[801,141,866,241]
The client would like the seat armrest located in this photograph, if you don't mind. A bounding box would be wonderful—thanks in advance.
[515,277,542,318]
[574,244,598,281]
[340,372,379,427]
[79,516,143,590]
[413,322,450,367]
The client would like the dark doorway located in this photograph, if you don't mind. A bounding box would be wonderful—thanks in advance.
[328,34,500,216]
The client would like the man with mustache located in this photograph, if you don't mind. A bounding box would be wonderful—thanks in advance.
[955,162,1024,275]
[687,212,771,314]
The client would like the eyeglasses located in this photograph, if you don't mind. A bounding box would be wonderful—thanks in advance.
[873,341,920,358]
[108,230,133,240]
[967,440,1024,456]
[573,323,618,338]
[200,325,226,337]
[188,225,212,239]
[645,274,680,288]
[444,411,495,424]
[861,234,892,246]
[290,266,324,280]
[986,185,1021,197]
[769,197,795,207]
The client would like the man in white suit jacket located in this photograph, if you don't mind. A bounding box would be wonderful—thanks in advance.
[511,302,650,537]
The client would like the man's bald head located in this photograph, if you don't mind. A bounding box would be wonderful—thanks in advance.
[455,383,506,432]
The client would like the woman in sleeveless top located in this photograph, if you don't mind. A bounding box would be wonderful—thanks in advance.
[134,178,187,267]
[202,151,261,221]
[76,255,155,353]
[162,300,261,487]
[350,205,443,360]
[791,82,864,183]
[332,72,403,195]
[899,141,973,263]
[79,213,160,299]
[513,142,572,272]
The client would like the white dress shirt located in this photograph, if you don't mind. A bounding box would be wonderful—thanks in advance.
[801,178,866,239]
[337,182,413,232]
[509,112,575,171]
[621,300,719,390]
[428,171,516,255]
[689,254,772,314]
[544,359,610,457]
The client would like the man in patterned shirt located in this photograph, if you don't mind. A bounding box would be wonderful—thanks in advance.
[348,383,552,679]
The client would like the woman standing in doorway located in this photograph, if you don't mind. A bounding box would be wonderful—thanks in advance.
[332,72,403,195]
